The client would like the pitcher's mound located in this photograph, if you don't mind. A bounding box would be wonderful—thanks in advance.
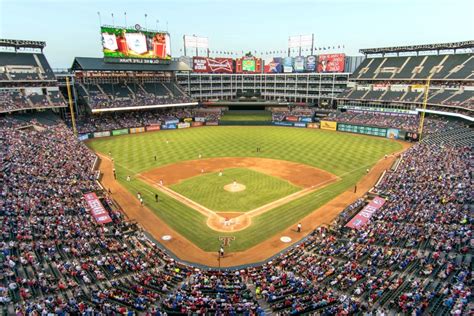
[224,183,246,192]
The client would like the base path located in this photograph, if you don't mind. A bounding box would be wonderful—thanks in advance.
[97,141,410,267]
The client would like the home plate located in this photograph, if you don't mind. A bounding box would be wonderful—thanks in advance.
[162,235,172,241]
[280,236,292,243]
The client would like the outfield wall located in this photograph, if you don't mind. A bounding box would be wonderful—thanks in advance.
[79,119,415,142]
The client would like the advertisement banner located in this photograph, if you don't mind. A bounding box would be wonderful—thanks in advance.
[305,55,317,72]
[78,134,89,141]
[285,116,299,122]
[264,57,283,73]
[192,57,234,73]
[83,193,113,225]
[177,122,191,129]
[242,58,256,72]
[386,128,399,139]
[191,121,204,127]
[345,197,386,229]
[318,54,346,73]
[130,127,145,134]
[183,118,193,122]
[101,26,171,61]
[165,119,179,125]
[206,121,219,126]
[161,124,177,130]
[146,125,161,131]
[195,117,206,122]
[337,123,387,137]
[283,57,294,73]
[273,121,294,127]
[294,122,307,128]
[298,117,313,123]
[93,131,111,138]
[320,120,338,131]
[307,123,320,129]
[112,129,129,136]
[294,56,305,72]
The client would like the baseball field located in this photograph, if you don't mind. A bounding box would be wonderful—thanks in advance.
[87,126,403,260]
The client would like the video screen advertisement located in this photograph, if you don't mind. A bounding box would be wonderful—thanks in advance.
[318,53,345,72]
[235,57,262,73]
[193,57,234,73]
[101,25,171,63]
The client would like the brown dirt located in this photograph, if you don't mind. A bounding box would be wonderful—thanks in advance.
[138,157,337,188]
[97,140,411,267]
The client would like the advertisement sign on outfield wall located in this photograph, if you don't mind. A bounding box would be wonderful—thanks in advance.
[294,122,307,128]
[161,124,177,130]
[193,57,234,73]
[195,117,206,122]
[93,131,111,138]
[183,118,193,122]
[273,121,294,127]
[191,122,204,127]
[320,120,338,131]
[130,127,145,134]
[165,119,179,125]
[318,54,345,73]
[177,122,191,129]
[285,116,299,122]
[146,125,161,131]
[298,117,313,123]
[78,134,90,141]
[386,128,400,139]
[112,129,129,136]
[307,123,320,129]
[206,121,219,126]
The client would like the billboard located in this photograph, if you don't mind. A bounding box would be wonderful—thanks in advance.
[320,120,337,131]
[84,193,113,225]
[264,57,283,73]
[242,58,256,72]
[345,197,386,229]
[193,57,234,73]
[294,56,305,72]
[318,54,345,72]
[283,57,293,73]
[305,55,317,72]
[101,26,171,61]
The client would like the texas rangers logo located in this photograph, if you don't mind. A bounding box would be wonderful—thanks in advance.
[219,236,235,247]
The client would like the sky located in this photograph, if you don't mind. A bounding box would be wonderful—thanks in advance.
[0,0,473,68]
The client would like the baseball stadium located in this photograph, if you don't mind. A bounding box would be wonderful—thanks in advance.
[1,1,473,315]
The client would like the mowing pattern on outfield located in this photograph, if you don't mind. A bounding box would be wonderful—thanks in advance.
[169,168,300,212]
[88,126,402,251]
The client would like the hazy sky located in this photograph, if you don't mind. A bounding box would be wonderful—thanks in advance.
[1,0,473,68]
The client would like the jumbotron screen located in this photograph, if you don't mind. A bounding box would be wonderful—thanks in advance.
[242,59,256,72]
[101,26,171,61]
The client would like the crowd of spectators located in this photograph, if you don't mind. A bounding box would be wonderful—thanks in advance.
[0,90,66,113]
[327,111,449,134]
[0,114,471,315]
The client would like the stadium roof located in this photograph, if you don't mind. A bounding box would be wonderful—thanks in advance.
[0,39,46,50]
[360,40,474,55]
[71,57,192,72]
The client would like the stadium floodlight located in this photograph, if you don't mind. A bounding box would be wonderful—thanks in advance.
[288,34,314,56]
[183,35,209,57]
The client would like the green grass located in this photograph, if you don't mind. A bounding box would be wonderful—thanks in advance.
[87,126,402,252]
[220,111,272,121]
[170,168,300,212]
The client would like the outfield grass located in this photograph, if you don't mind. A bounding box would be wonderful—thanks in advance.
[220,111,272,121]
[87,126,402,251]
[170,168,300,212]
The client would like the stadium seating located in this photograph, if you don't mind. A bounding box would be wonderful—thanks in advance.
[1,112,471,315]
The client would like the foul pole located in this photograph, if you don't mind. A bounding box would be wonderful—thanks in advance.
[417,73,433,141]
[66,76,77,136]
